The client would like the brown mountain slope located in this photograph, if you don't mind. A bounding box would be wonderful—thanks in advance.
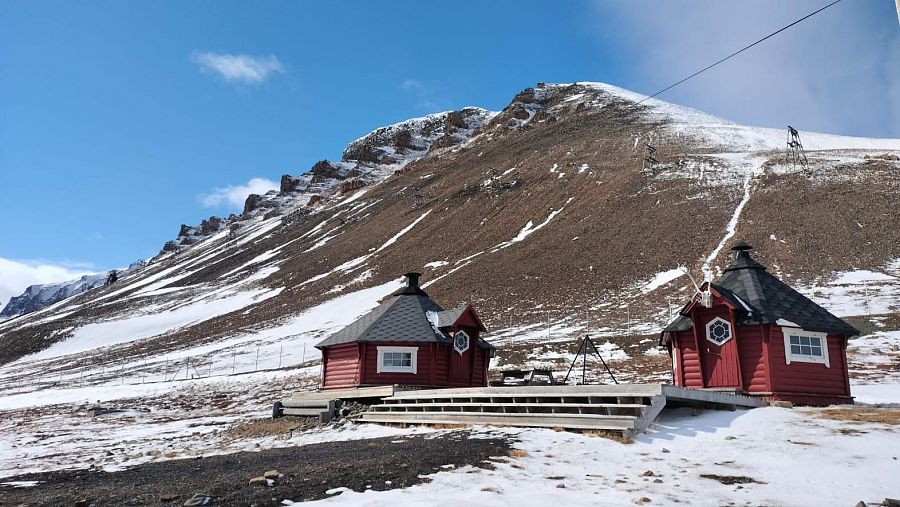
[0,82,897,375]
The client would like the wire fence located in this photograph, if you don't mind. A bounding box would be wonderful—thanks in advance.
[33,341,321,391]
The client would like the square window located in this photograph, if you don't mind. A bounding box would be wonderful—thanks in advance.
[783,327,829,367]
[377,347,417,374]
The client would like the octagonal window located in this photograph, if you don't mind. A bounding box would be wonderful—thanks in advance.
[453,330,470,354]
[705,317,733,346]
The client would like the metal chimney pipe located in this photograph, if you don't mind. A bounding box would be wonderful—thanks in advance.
[404,272,421,288]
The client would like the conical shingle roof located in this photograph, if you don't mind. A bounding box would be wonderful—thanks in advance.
[663,244,859,337]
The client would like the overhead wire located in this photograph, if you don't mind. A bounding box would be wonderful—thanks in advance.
[635,0,845,105]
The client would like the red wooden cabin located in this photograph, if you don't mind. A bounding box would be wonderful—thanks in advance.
[661,243,858,406]
[315,272,493,390]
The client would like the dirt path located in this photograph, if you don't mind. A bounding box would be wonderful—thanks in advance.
[0,430,512,506]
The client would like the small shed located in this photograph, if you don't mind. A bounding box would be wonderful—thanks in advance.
[661,242,858,405]
[315,272,494,390]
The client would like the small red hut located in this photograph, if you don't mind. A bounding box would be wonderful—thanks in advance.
[661,242,858,405]
[315,272,493,390]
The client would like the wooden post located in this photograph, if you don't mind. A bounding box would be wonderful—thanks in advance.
[232,348,236,375]
[255,345,260,372]
[278,345,283,369]
[302,343,307,364]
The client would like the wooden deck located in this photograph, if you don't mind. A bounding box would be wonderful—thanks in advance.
[355,384,764,436]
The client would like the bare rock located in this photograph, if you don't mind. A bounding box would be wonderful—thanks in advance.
[249,476,269,487]
[447,110,468,130]
[511,106,530,120]
[199,216,222,235]
[280,174,303,194]
[243,194,264,215]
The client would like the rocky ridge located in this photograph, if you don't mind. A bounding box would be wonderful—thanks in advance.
[0,81,897,371]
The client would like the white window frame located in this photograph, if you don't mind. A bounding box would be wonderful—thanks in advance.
[782,327,829,367]
[453,330,470,354]
[705,317,734,346]
[376,346,418,374]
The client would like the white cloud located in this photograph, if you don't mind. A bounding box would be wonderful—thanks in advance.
[200,177,279,209]
[401,79,446,112]
[595,1,900,138]
[192,52,284,85]
[0,258,94,310]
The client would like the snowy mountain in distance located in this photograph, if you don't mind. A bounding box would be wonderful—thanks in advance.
[0,80,897,373]
[1,81,899,507]
[0,260,145,319]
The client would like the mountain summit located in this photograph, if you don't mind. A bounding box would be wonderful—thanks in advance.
[1,82,898,377]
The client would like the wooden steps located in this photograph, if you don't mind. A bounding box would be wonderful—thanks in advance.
[359,411,638,431]
[356,383,764,436]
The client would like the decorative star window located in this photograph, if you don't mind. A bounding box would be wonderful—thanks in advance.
[705,317,733,346]
[453,330,470,354]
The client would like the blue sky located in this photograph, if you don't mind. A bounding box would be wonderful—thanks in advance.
[1,1,898,304]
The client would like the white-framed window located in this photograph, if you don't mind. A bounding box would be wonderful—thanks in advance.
[453,330,470,354]
[782,327,830,367]
[376,346,418,374]
[705,317,733,346]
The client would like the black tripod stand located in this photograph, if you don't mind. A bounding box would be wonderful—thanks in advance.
[562,335,618,385]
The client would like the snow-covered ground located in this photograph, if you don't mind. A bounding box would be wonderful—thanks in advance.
[294,405,900,506]
[797,261,900,318]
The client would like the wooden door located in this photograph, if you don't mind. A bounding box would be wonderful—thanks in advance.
[698,313,741,388]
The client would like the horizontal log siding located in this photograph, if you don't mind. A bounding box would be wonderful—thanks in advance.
[472,349,487,387]
[676,330,703,388]
[769,328,849,396]
[737,325,768,393]
[361,342,434,386]
[321,344,360,389]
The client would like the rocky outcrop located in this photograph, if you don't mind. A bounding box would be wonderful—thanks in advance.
[200,216,223,235]
[339,178,367,194]
[309,160,345,180]
[280,174,304,194]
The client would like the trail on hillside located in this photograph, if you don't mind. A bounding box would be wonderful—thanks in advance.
[702,154,768,279]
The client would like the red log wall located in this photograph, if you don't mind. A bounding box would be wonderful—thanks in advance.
[320,343,360,389]
[768,327,850,399]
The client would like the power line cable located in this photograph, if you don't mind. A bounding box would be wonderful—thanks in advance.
[635,0,844,106]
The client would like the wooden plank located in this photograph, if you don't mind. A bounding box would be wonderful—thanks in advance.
[373,402,648,410]
[389,384,664,399]
[362,410,637,421]
[631,395,667,435]
[289,385,396,401]
[662,385,764,407]
[357,412,636,430]
[282,399,332,409]
[282,408,327,417]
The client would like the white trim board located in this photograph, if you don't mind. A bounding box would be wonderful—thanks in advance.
[376,345,418,374]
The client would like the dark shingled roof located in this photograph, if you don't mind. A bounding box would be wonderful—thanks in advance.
[316,273,494,350]
[436,306,467,328]
[315,293,448,348]
[662,244,859,337]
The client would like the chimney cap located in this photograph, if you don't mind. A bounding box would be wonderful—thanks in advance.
[403,272,422,286]
[393,272,428,297]
[731,241,753,252]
